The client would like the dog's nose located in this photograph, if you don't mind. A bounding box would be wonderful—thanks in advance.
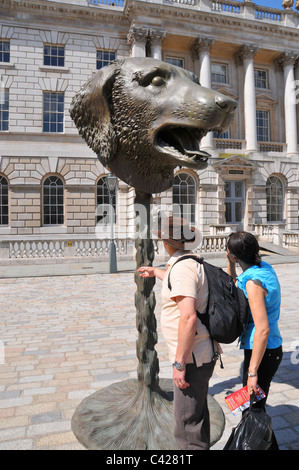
[215,95,237,113]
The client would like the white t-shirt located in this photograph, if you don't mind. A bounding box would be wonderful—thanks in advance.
[160,250,215,366]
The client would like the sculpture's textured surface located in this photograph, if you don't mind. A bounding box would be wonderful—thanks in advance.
[70,58,237,193]
[70,59,236,450]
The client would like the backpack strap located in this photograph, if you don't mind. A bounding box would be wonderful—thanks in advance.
[167,254,223,368]
[167,255,204,291]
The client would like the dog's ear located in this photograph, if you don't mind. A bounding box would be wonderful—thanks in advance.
[70,63,118,161]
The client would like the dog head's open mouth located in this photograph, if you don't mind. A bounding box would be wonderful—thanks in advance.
[155,126,211,170]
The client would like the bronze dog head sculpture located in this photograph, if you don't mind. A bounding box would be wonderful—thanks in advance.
[70,58,237,193]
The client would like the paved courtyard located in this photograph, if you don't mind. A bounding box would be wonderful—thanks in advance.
[0,258,298,450]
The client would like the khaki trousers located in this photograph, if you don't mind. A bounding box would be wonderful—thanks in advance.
[173,360,215,450]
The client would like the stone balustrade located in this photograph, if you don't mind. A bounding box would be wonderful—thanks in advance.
[88,0,299,28]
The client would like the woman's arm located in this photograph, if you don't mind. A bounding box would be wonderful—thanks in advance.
[246,279,270,393]
[138,266,166,281]
[172,295,197,390]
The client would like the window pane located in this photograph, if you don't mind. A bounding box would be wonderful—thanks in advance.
[235,202,242,223]
[225,202,232,223]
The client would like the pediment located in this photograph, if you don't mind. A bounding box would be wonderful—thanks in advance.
[256,93,277,104]
[213,155,259,171]
[214,88,239,101]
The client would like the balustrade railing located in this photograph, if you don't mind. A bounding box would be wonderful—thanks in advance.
[89,0,124,6]
[9,240,65,259]
[212,1,241,14]
[3,229,299,261]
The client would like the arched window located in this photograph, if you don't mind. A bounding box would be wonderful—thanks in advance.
[43,176,64,225]
[266,176,284,222]
[173,172,196,224]
[0,175,9,226]
[96,176,117,224]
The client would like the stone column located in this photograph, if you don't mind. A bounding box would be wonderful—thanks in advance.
[278,51,299,156]
[238,44,258,152]
[193,37,214,150]
[127,25,148,58]
[148,29,166,61]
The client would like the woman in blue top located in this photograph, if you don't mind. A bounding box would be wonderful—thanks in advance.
[226,232,283,417]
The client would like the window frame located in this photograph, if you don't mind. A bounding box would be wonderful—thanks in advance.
[43,44,65,68]
[254,68,268,90]
[0,40,10,63]
[165,57,184,69]
[0,175,9,226]
[256,109,270,142]
[96,176,117,225]
[211,63,228,85]
[0,88,9,131]
[172,172,197,224]
[266,176,284,223]
[42,175,65,226]
[43,92,64,133]
[96,50,116,70]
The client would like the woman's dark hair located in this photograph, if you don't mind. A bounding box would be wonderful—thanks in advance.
[227,231,261,267]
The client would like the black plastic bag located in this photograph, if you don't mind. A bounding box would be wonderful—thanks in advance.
[224,394,273,450]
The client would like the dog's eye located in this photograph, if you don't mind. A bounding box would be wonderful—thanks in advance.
[151,75,165,87]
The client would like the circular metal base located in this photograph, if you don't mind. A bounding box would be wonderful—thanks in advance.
[71,378,225,450]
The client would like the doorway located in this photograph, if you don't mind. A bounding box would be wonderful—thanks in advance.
[225,180,245,229]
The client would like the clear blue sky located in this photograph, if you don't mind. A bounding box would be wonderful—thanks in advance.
[247,0,296,10]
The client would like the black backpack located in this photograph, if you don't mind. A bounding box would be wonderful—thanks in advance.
[168,255,249,345]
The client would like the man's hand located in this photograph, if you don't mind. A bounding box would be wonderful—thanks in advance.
[173,366,190,389]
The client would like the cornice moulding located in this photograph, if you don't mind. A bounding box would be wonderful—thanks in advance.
[2,0,299,40]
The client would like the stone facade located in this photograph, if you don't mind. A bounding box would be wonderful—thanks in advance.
[0,0,299,261]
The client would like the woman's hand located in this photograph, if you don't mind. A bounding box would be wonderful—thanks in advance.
[247,375,260,395]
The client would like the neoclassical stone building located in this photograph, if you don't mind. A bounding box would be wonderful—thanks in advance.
[0,0,299,262]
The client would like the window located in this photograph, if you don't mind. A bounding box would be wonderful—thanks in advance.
[173,173,196,224]
[266,176,284,222]
[254,69,268,89]
[0,40,10,63]
[96,50,116,70]
[256,110,270,142]
[212,63,227,84]
[96,176,117,224]
[43,176,64,225]
[213,130,229,139]
[0,176,9,226]
[0,89,9,131]
[44,44,65,67]
[43,92,64,133]
[165,57,184,68]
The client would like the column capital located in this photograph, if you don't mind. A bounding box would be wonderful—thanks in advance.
[237,44,258,63]
[276,50,299,68]
[148,28,166,46]
[127,25,149,47]
[192,36,214,58]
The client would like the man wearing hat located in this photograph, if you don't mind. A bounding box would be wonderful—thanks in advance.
[138,216,218,450]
